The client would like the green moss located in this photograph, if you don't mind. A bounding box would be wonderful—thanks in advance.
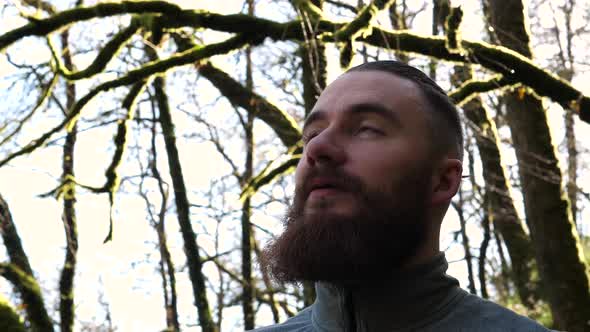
[0,34,254,169]
[197,61,301,148]
[240,154,300,203]
[0,263,53,331]
[0,1,182,52]
[445,6,463,54]
[292,0,323,19]
[502,294,553,328]
[449,75,517,105]
[339,41,353,69]
[0,296,25,332]
[332,0,394,42]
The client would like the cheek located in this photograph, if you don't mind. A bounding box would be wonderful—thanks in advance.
[352,152,396,184]
[353,148,420,185]
[294,158,307,186]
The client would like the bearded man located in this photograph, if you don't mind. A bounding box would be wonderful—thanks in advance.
[252,61,551,331]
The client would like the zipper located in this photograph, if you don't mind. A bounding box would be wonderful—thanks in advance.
[343,289,357,332]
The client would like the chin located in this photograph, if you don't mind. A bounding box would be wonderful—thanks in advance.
[304,204,358,221]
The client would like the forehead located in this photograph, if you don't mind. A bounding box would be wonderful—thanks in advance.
[311,70,428,122]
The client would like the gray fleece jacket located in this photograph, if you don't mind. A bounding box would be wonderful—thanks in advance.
[251,254,553,332]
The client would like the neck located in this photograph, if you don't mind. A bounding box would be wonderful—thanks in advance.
[399,242,440,270]
[311,253,465,331]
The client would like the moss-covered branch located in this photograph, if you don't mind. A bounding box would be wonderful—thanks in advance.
[2,2,589,124]
[102,80,147,243]
[0,1,182,52]
[444,6,463,54]
[291,0,324,19]
[48,18,142,81]
[0,2,303,52]
[0,294,25,332]
[0,195,35,280]
[197,62,302,148]
[330,0,394,68]
[58,29,79,332]
[0,74,57,146]
[84,32,255,94]
[356,28,590,122]
[0,262,54,332]
[0,34,252,169]
[21,0,56,15]
[0,194,54,332]
[193,57,303,204]
[101,81,146,196]
[163,10,590,121]
[332,0,394,42]
[164,12,590,120]
[339,40,353,69]
[239,152,301,203]
[162,11,304,36]
[3,2,586,121]
[449,74,517,105]
[185,12,590,121]
[39,80,147,243]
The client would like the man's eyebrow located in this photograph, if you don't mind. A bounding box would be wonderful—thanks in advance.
[302,103,400,133]
[302,110,326,133]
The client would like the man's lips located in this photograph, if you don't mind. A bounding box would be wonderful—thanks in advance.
[309,177,343,190]
[306,177,348,198]
[308,187,345,198]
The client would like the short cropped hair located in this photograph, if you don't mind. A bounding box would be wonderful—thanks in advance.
[347,61,464,161]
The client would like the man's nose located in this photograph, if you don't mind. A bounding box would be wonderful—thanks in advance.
[304,129,346,167]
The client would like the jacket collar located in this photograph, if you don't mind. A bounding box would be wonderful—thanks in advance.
[311,253,466,332]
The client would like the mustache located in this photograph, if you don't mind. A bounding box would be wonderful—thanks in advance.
[299,167,363,198]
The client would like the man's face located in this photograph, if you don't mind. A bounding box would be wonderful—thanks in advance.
[261,70,436,283]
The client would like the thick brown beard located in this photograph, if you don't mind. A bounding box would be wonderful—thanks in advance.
[260,165,433,285]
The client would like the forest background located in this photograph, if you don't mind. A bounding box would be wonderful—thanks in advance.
[0,0,590,331]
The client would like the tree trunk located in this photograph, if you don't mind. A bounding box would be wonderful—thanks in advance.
[478,194,491,299]
[388,0,411,63]
[142,36,181,332]
[59,28,79,332]
[550,0,578,227]
[485,0,590,329]
[144,31,216,331]
[253,238,281,323]
[456,189,477,295]
[155,184,180,332]
[240,92,255,330]
[493,230,512,300]
[299,0,327,118]
[0,195,54,332]
[452,65,539,308]
[565,109,577,225]
[154,76,217,332]
[427,0,450,78]
[241,4,256,324]
[150,129,180,332]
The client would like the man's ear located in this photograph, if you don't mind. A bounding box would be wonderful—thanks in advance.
[430,158,463,205]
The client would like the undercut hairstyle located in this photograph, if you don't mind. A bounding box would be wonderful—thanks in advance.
[347,60,464,161]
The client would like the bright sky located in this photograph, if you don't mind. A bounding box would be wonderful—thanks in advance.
[1,1,589,331]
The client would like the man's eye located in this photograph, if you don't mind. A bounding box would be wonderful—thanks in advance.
[357,126,383,135]
[301,131,319,144]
